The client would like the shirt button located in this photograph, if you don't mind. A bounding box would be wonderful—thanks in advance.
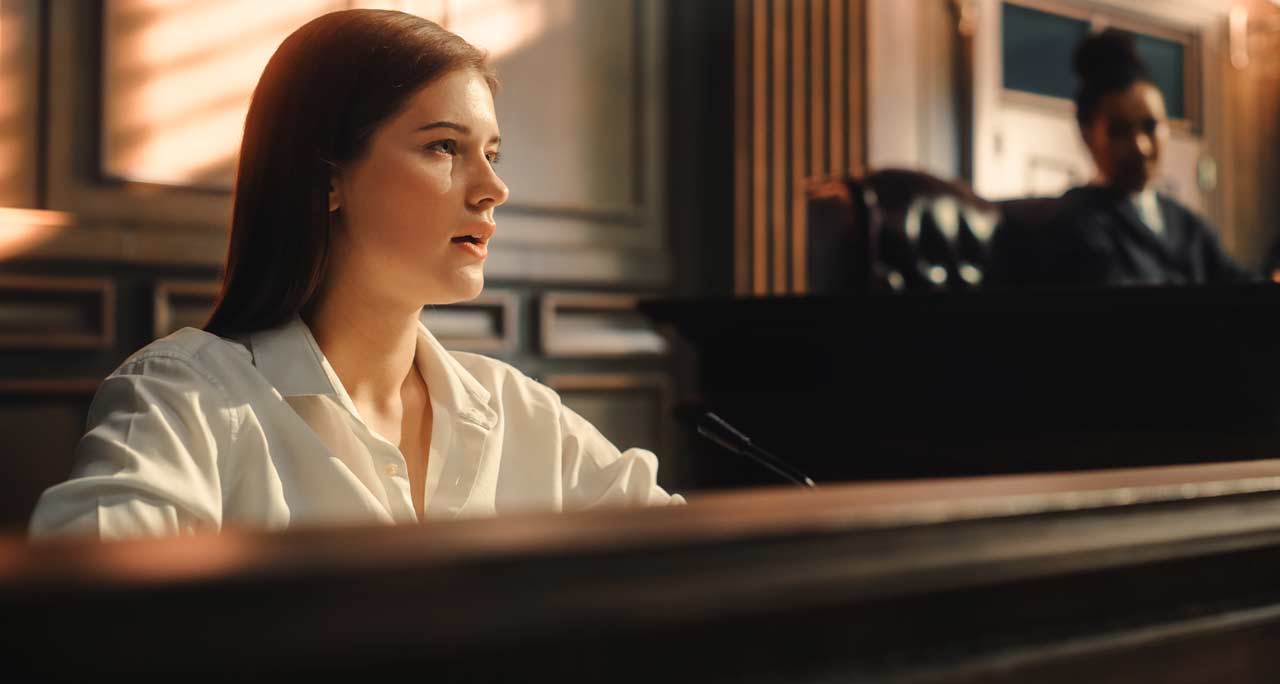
[384,463,400,477]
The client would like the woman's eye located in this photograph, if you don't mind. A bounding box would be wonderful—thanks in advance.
[426,139,457,155]
[486,151,502,164]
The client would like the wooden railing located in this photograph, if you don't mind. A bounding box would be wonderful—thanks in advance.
[6,459,1280,681]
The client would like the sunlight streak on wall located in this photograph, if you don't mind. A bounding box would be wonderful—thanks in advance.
[101,0,559,189]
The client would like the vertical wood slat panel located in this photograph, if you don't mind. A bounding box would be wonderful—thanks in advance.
[829,0,845,175]
[735,0,865,295]
[848,0,865,172]
[734,0,750,294]
[752,0,768,295]
[791,0,809,294]
[810,0,826,179]
[771,0,788,294]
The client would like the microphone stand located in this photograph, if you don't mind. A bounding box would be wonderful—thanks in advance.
[684,408,817,488]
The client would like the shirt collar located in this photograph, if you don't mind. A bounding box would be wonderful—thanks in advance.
[247,314,496,429]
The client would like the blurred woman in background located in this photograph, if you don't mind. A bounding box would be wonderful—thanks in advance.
[991,28,1250,287]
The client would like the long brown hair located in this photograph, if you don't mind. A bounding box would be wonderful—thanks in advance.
[204,10,497,337]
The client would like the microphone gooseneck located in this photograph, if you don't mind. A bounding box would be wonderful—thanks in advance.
[675,402,816,488]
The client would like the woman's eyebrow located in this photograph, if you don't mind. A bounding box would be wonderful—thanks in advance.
[415,120,501,144]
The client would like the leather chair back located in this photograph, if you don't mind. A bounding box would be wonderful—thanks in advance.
[807,169,999,293]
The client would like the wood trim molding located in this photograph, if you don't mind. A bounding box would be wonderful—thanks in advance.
[0,274,115,349]
[539,291,668,359]
[0,377,101,395]
[421,290,518,356]
[543,371,674,458]
[153,279,220,339]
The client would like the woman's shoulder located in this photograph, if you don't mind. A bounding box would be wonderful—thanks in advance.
[113,327,254,381]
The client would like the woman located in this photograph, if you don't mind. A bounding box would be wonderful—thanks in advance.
[989,29,1249,287]
[30,10,682,540]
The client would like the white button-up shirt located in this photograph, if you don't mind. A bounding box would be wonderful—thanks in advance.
[30,316,683,540]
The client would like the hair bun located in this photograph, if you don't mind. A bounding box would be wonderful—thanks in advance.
[1073,28,1149,88]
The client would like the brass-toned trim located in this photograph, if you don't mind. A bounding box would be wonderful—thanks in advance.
[153,280,220,340]
[540,291,668,359]
[0,274,115,349]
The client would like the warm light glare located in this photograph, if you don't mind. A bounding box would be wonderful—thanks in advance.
[103,0,342,186]
[119,0,344,72]
[101,0,557,188]
[448,0,557,60]
[1230,6,1250,70]
[0,209,75,261]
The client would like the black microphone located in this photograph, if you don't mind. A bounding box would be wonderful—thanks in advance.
[674,401,817,488]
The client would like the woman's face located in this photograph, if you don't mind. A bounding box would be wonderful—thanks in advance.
[328,69,508,307]
[1083,81,1169,194]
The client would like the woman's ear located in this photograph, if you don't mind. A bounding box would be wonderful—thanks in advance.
[328,174,342,213]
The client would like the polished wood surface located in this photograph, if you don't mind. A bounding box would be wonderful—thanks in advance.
[7,459,1280,680]
[643,286,1280,488]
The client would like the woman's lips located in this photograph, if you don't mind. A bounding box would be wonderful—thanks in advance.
[451,236,488,259]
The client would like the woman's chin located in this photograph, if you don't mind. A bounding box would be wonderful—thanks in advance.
[444,274,485,304]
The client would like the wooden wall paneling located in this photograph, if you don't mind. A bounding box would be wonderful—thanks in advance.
[734,0,751,294]
[0,207,76,262]
[751,0,768,295]
[0,0,44,209]
[544,372,674,475]
[770,0,787,295]
[539,292,668,359]
[0,378,99,532]
[40,1,672,285]
[45,1,233,237]
[829,0,846,175]
[152,279,219,339]
[791,0,809,294]
[736,0,866,295]
[810,0,827,179]
[1224,0,1280,271]
[421,290,518,356]
[0,275,114,349]
[449,0,671,287]
[848,0,866,176]
[153,280,521,356]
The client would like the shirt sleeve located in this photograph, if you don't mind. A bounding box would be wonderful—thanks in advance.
[558,404,686,510]
[29,354,234,541]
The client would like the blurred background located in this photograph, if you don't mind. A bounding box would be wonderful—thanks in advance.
[0,0,1277,531]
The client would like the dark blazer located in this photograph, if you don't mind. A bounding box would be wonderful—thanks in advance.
[988,186,1252,288]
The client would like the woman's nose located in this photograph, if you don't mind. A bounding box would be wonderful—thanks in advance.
[470,161,510,209]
